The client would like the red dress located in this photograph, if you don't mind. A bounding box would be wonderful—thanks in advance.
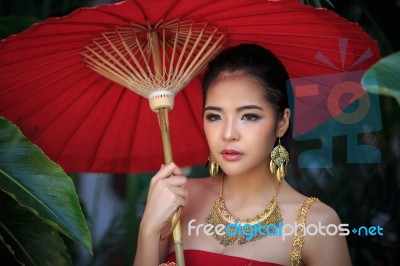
[163,197,320,266]
[165,250,283,266]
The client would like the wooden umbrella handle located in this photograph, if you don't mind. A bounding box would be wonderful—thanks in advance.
[160,206,182,241]
[157,107,185,266]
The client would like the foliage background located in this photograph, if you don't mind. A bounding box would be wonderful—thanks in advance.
[1,0,399,265]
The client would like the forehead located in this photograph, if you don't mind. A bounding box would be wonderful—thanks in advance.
[205,75,266,106]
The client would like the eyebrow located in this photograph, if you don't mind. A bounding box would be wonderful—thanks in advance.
[204,105,263,112]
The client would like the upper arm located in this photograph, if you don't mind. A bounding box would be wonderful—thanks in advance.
[302,202,352,266]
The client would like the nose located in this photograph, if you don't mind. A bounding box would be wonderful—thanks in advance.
[222,118,239,141]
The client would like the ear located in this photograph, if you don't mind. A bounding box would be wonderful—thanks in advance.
[276,108,290,138]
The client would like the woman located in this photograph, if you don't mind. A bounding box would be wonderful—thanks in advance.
[134,44,352,266]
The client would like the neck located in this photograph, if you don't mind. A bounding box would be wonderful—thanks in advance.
[219,167,280,203]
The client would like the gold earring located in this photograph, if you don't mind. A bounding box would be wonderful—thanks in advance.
[270,138,289,182]
[208,154,219,179]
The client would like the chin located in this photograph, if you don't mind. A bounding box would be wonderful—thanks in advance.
[219,164,250,177]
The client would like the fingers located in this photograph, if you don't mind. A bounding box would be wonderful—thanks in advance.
[148,162,187,208]
[165,175,187,187]
[141,163,188,233]
[149,175,187,197]
[169,186,189,204]
[159,186,189,212]
[151,162,183,186]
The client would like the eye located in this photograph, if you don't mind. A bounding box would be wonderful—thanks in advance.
[205,113,222,121]
[241,113,261,121]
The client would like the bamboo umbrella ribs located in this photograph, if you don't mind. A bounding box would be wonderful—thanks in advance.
[82,19,226,266]
[82,20,225,110]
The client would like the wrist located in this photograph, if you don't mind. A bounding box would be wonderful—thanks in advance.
[139,217,162,238]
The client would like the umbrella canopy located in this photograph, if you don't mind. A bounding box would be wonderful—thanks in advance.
[0,0,380,173]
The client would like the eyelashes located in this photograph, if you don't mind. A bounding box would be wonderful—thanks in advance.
[241,113,261,121]
[205,113,262,122]
[205,113,221,121]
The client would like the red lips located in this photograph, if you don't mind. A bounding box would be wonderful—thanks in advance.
[221,149,243,161]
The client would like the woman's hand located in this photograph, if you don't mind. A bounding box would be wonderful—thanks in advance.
[140,162,188,235]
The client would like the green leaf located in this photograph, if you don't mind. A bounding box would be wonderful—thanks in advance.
[0,116,92,253]
[361,51,400,106]
[0,192,71,266]
[323,0,334,8]
[300,0,334,8]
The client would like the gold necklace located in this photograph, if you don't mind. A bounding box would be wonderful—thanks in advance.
[205,176,282,246]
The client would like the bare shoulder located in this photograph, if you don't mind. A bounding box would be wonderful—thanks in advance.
[301,199,352,266]
[278,183,351,265]
[279,182,339,224]
[306,199,341,225]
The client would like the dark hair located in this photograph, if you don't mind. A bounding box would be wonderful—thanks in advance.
[201,43,292,150]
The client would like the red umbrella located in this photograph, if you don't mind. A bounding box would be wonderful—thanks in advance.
[0,0,379,174]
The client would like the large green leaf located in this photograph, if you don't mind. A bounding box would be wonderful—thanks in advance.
[0,116,92,253]
[361,51,400,106]
[0,191,71,266]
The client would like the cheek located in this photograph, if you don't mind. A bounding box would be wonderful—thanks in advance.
[203,122,215,146]
[249,122,277,150]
